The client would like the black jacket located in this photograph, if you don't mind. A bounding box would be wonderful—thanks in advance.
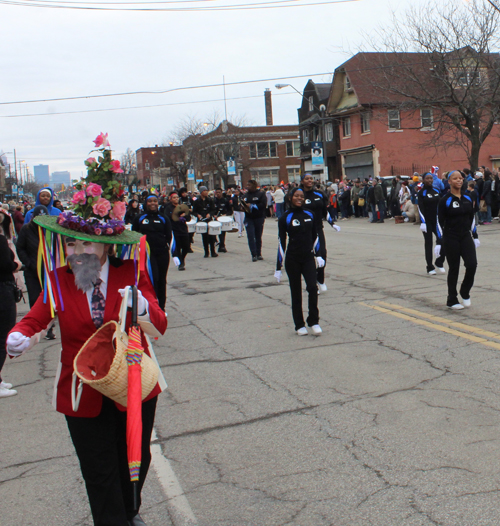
[192,196,216,221]
[437,192,478,244]
[16,223,40,275]
[132,211,172,255]
[164,203,191,237]
[417,186,441,225]
[242,190,267,219]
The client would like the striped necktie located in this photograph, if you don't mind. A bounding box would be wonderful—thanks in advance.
[91,278,105,328]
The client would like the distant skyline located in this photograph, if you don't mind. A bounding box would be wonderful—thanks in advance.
[0,0,436,180]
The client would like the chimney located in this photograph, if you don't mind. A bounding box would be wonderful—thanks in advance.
[264,88,273,126]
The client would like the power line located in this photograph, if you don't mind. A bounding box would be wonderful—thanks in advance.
[0,91,297,118]
[0,72,334,106]
[0,0,360,10]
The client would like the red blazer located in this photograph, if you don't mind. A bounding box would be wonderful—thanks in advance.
[12,257,167,417]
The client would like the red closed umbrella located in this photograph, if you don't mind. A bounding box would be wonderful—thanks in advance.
[126,286,144,511]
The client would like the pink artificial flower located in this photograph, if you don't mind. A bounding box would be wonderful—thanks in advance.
[85,157,97,166]
[109,159,124,174]
[92,197,112,218]
[105,227,114,235]
[93,132,110,148]
[109,200,126,220]
[71,190,86,206]
[94,228,102,236]
[86,183,103,198]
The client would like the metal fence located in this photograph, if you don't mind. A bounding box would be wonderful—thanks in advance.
[390,164,429,176]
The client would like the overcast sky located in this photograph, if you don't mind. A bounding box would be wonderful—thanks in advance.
[1,0,434,181]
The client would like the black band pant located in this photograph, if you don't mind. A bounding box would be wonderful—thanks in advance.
[423,226,445,272]
[443,234,477,306]
[150,251,169,310]
[285,255,319,330]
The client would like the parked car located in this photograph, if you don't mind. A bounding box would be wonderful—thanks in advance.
[380,175,411,197]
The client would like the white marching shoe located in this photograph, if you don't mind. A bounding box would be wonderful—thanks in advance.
[436,267,446,273]
[296,327,308,336]
[0,381,13,389]
[428,270,437,275]
[310,325,323,335]
[0,386,17,398]
[448,304,465,310]
[317,282,328,293]
[461,297,471,307]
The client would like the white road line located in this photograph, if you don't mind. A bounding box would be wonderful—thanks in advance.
[151,429,198,526]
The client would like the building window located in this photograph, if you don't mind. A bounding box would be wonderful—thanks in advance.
[250,168,279,186]
[361,113,370,133]
[421,108,433,129]
[345,75,352,91]
[388,109,401,129]
[325,122,334,142]
[287,167,301,183]
[457,70,482,87]
[249,142,278,159]
[343,117,351,137]
[308,96,314,112]
[286,141,301,157]
[145,162,150,170]
[302,129,310,144]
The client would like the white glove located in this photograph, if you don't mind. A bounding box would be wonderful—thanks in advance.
[274,270,282,283]
[173,257,181,267]
[474,238,480,249]
[332,224,341,232]
[118,287,147,315]
[420,223,427,233]
[316,257,325,268]
[434,245,441,258]
[7,332,30,357]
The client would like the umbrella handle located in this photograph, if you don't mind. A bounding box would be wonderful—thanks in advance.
[131,285,138,327]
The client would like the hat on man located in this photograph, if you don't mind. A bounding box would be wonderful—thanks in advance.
[199,186,208,193]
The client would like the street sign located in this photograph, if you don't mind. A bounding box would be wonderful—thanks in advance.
[311,142,324,167]
[227,157,236,176]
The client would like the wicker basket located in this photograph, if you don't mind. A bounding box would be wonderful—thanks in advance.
[73,295,159,407]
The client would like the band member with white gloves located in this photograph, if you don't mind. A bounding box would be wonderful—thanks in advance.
[435,170,479,310]
[300,173,339,293]
[275,187,323,336]
[417,173,446,275]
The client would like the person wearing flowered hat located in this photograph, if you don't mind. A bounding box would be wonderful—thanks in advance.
[6,134,167,526]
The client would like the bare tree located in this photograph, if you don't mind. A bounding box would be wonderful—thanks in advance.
[363,0,500,171]
[164,111,252,187]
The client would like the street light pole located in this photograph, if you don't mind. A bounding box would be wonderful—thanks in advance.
[276,83,329,182]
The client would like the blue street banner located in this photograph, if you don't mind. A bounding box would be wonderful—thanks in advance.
[227,157,236,176]
[167,178,174,185]
[187,168,195,181]
[132,185,137,193]
[311,142,324,166]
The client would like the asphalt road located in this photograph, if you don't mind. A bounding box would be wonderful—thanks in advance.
[3,216,500,526]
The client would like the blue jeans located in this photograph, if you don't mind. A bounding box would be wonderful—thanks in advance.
[275,202,284,218]
[245,216,265,256]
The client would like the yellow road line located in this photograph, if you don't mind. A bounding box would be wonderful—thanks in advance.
[359,302,500,351]
[377,301,500,340]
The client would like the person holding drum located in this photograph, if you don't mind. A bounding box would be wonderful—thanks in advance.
[214,187,233,253]
[192,186,218,258]
[275,187,323,335]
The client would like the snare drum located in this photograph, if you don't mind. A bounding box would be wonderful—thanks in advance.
[186,218,197,233]
[195,222,208,234]
[208,221,222,235]
[218,216,233,232]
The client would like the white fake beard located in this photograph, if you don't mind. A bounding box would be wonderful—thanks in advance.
[68,253,102,292]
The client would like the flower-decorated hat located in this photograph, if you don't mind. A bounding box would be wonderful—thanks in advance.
[34,133,141,245]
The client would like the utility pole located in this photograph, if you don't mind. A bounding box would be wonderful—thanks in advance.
[13,149,17,183]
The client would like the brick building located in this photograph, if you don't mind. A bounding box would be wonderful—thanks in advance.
[184,121,301,189]
[135,145,185,189]
[327,51,500,179]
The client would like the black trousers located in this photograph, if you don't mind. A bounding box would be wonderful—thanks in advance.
[175,235,191,265]
[443,234,477,306]
[24,270,42,308]
[218,231,227,249]
[423,226,445,272]
[315,228,327,285]
[201,233,217,256]
[285,255,319,330]
[245,216,265,257]
[150,251,169,310]
[66,396,157,526]
[0,282,16,383]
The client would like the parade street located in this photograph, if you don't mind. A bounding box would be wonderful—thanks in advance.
[4,218,500,526]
